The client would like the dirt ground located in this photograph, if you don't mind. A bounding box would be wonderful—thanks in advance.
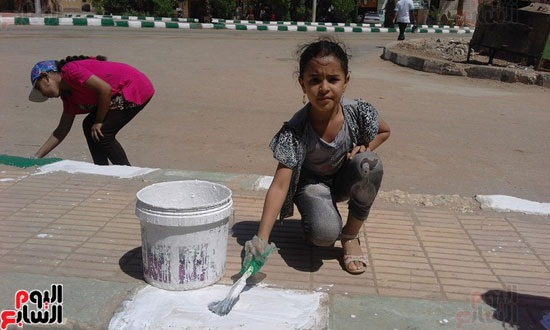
[394,37,541,72]
[1,27,549,204]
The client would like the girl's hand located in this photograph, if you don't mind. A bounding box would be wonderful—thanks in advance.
[347,145,369,160]
[91,123,104,142]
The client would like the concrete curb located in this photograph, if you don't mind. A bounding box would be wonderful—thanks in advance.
[1,16,473,34]
[381,41,550,88]
[212,18,473,30]
[65,14,198,23]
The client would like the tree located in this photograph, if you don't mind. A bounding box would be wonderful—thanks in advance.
[101,0,129,14]
[332,0,355,22]
[153,0,176,16]
[211,0,236,19]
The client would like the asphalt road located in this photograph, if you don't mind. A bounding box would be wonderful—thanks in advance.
[1,26,549,202]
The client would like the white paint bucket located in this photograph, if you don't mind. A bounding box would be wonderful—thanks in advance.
[135,180,233,290]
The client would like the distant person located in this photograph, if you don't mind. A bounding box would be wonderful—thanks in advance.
[394,0,416,40]
[241,38,391,276]
[383,0,396,28]
[29,56,154,166]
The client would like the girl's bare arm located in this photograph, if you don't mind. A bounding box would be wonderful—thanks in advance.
[257,163,293,242]
[35,112,75,158]
[367,118,391,151]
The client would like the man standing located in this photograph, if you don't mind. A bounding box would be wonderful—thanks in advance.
[394,0,415,40]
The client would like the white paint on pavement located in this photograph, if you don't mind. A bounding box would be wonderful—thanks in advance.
[476,195,550,216]
[255,175,274,190]
[108,284,327,330]
[34,160,157,179]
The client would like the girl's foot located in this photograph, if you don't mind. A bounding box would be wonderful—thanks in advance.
[341,235,368,274]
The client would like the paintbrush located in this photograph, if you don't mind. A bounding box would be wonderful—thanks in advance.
[208,266,253,316]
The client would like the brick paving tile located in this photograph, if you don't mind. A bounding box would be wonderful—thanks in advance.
[374,266,435,277]
[492,269,550,279]
[437,271,499,282]
[19,243,74,254]
[0,242,19,250]
[375,272,438,285]
[369,248,425,258]
[417,231,470,240]
[73,247,130,258]
[103,223,140,231]
[488,262,548,272]
[40,228,95,238]
[93,231,140,241]
[369,242,424,252]
[428,258,490,269]
[58,259,120,272]
[371,254,429,265]
[87,237,140,246]
[53,218,107,227]
[372,260,432,270]
[426,252,485,262]
[432,264,493,275]
[80,242,138,252]
[25,238,82,248]
[0,236,27,244]
[439,278,502,289]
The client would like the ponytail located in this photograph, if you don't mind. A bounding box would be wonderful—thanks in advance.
[56,55,107,70]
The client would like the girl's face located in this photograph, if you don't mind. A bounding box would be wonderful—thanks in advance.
[35,73,61,99]
[299,55,349,114]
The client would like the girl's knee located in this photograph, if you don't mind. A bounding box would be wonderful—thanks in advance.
[308,224,341,247]
[353,152,383,181]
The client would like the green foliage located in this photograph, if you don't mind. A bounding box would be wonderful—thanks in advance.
[91,0,103,14]
[332,0,355,22]
[211,0,236,19]
[101,0,129,14]
[153,0,177,17]
[428,6,441,24]
[100,0,175,16]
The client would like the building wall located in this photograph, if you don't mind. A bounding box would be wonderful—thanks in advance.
[59,0,82,12]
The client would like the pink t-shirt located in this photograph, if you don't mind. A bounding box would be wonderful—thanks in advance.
[60,59,155,115]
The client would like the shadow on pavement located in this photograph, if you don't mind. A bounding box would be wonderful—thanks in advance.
[231,219,344,273]
[482,289,550,330]
[119,247,145,282]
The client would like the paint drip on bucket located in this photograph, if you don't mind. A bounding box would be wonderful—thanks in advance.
[136,180,233,290]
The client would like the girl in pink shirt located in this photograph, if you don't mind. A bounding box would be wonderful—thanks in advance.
[30,55,155,166]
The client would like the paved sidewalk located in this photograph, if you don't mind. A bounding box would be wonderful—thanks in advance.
[0,164,549,329]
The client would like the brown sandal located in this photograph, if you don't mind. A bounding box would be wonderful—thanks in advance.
[339,233,368,274]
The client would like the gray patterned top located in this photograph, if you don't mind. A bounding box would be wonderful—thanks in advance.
[269,98,379,219]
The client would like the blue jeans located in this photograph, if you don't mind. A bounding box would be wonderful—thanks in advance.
[294,152,383,246]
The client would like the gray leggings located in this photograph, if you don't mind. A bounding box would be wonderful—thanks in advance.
[294,152,383,247]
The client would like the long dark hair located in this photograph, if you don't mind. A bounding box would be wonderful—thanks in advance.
[296,37,351,79]
[56,55,107,70]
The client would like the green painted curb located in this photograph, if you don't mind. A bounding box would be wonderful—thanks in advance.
[116,20,129,27]
[15,17,29,25]
[44,17,59,25]
[165,22,179,28]
[0,155,62,168]
[141,21,154,28]
[73,18,87,26]
[101,18,115,26]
